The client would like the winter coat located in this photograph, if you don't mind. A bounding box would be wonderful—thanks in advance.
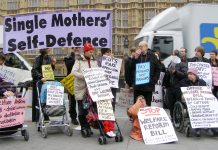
[209,58,218,67]
[71,55,98,101]
[125,57,134,87]
[127,98,147,141]
[163,62,188,88]
[188,57,209,63]
[31,55,54,82]
[131,51,161,92]
[174,77,207,99]
[64,52,76,75]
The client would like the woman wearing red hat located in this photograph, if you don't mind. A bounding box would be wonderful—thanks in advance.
[72,42,98,137]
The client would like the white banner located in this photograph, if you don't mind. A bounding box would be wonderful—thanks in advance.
[138,107,178,145]
[181,86,218,128]
[83,67,114,101]
[46,85,64,105]
[96,99,115,121]
[101,55,122,88]
[188,62,212,87]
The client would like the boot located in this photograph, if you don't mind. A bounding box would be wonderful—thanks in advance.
[79,115,91,138]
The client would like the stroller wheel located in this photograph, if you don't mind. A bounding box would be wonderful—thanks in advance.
[65,126,73,136]
[115,133,123,142]
[98,136,107,145]
[41,127,47,138]
[22,129,29,141]
[81,129,88,138]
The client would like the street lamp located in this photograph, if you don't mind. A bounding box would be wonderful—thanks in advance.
[123,36,129,49]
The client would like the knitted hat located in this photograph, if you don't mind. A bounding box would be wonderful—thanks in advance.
[187,67,198,76]
[83,43,94,52]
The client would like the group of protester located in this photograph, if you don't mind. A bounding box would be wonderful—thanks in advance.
[125,43,218,139]
[1,39,218,141]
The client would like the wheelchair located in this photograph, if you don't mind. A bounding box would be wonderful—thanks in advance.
[172,98,193,137]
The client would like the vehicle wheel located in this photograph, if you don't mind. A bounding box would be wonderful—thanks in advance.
[173,101,185,132]
[65,126,73,136]
[22,129,29,141]
[41,127,47,138]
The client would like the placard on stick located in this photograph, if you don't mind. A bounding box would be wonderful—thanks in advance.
[60,74,74,95]
[42,64,54,80]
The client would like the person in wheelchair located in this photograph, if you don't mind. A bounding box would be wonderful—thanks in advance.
[177,67,206,137]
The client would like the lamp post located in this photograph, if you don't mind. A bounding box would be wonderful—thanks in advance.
[123,36,129,55]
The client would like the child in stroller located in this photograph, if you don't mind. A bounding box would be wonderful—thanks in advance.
[83,91,123,144]
[37,80,72,138]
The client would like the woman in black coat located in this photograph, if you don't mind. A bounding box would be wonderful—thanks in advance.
[31,48,56,122]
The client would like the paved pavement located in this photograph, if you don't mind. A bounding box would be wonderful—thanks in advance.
[1,101,218,150]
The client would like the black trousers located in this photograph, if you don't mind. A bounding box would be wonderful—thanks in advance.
[133,90,152,106]
[68,93,77,120]
[32,81,42,122]
[111,88,117,111]
[77,100,89,129]
[213,86,218,99]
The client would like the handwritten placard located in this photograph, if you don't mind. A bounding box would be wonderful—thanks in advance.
[96,99,115,121]
[151,72,165,107]
[83,67,114,101]
[101,55,122,88]
[116,88,134,107]
[46,85,64,105]
[138,107,178,145]
[135,62,150,85]
[60,74,74,95]
[42,64,54,80]
[212,67,218,86]
[188,62,212,87]
[181,86,218,128]
[0,98,25,128]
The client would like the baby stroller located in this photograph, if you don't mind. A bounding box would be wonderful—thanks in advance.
[0,82,29,141]
[36,80,72,138]
[83,90,123,145]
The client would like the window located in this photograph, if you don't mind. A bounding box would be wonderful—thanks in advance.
[7,0,18,10]
[28,0,40,7]
[152,36,173,60]
[53,0,66,7]
[78,0,90,5]
[2,53,29,70]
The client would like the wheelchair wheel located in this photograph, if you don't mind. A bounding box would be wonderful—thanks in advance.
[173,101,185,132]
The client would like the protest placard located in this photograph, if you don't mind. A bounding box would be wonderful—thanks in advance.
[212,67,218,86]
[116,88,134,107]
[0,98,25,128]
[0,65,31,85]
[181,86,218,128]
[101,55,122,88]
[46,85,64,105]
[188,62,212,87]
[138,107,178,145]
[96,99,115,121]
[3,11,112,53]
[60,74,74,95]
[83,67,114,101]
[42,64,54,81]
[135,62,150,85]
[151,72,165,107]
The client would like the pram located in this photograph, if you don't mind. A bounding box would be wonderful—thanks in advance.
[36,80,72,138]
[83,91,123,145]
[0,83,29,141]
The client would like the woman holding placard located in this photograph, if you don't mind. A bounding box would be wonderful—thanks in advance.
[31,48,56,122]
